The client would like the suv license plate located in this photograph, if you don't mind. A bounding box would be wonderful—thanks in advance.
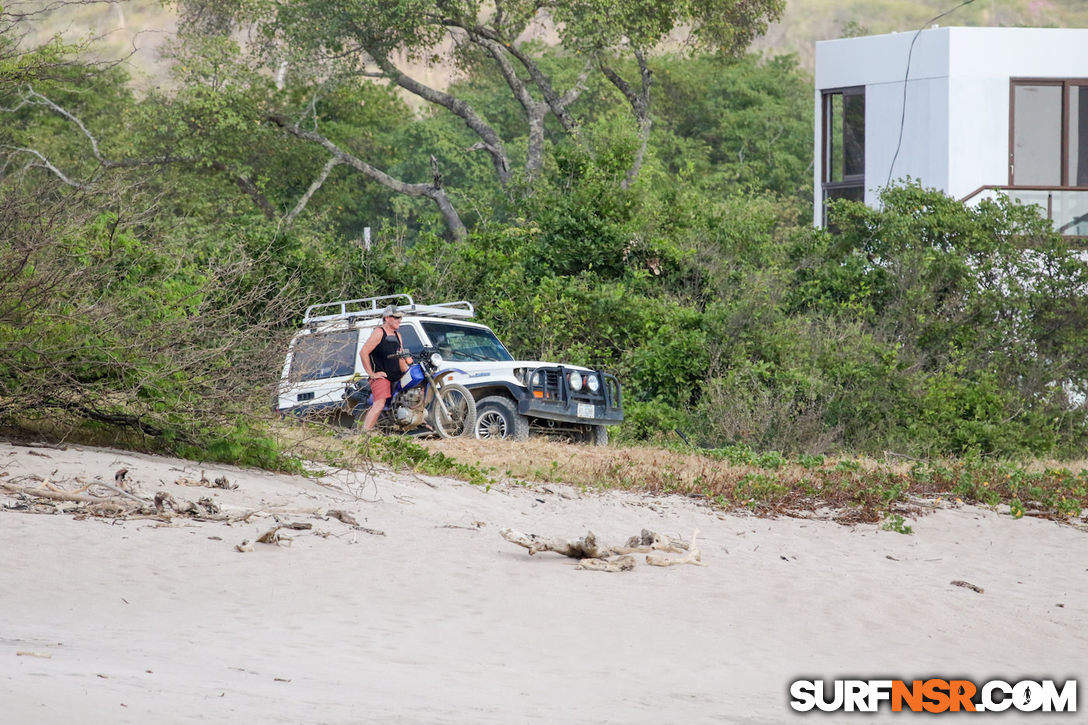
[577,403,594,419]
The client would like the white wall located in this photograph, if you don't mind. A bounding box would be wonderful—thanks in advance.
[814,27,1088,225]
[945,73,1007,199]
[814,29,952,225]
[946,28,1088,199]
[866,76,950,201]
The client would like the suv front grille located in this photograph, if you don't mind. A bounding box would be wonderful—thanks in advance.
[533,368,564,399]
[528,366,611,404]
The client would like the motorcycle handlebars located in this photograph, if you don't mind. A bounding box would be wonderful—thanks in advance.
[396,345,437,361]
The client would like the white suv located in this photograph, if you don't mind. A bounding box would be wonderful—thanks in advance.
[276,294,623,444]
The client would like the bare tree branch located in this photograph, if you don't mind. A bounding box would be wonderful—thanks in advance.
[464,32,549,176]
[0,181,301,443]
[269,113,467,240]
[1,89,197,185]
[347,31,511,188]
[2,0,119,22]
[559,60,595,108]
[1,145,87,188]
[284,155,342,225]
[1,89,282,218]
[440,18,583,135]
[23,89,106,159]
[600,49,653,188]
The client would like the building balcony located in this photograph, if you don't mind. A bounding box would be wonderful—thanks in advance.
[960,186,1088,239]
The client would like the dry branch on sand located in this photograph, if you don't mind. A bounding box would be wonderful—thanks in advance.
[174,471,237,490]
[500,527,706,572]
[0,478,228,521]
[235,524,303,552]
[1,474,388,554]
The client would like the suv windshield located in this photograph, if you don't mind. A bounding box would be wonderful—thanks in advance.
[422,322,513,362]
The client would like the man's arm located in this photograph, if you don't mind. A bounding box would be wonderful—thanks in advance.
[396,330,412,373]
[359,327,387,378]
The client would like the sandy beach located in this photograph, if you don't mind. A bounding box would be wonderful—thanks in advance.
[1,439,1085,724]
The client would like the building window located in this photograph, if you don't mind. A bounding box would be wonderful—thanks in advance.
[1011,79,1088,187]
[822,87,865,220]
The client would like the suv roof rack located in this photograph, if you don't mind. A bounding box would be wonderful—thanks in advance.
[303,294,475,325]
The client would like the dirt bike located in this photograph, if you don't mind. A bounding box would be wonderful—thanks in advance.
[344,346,477,438]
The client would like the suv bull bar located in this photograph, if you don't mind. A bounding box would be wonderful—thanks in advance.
[518,366,623,425]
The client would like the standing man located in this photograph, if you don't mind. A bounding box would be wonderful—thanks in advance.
[359,306,411,431]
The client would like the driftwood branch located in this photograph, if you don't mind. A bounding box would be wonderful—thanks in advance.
[500,528,705,572]
[646,529,706,567]
[86,479,150,506]
[1,481,103,504]
[500,528,612,558]
[577,556,635,572]
[1,480,225,521]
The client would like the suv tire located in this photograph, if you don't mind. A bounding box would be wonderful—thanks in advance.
[474,395,529,441]
[585,424,609,447]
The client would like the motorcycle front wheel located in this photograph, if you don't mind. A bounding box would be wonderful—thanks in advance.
[430,383,477,438]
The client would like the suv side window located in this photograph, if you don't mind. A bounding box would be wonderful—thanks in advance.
[291,329,359,381]
[398,323,424,354]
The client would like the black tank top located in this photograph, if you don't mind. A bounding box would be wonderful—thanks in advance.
[370,328,403,381]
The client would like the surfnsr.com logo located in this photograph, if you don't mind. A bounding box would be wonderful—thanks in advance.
[790,678,1077,713]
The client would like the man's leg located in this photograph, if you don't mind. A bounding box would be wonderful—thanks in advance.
[361,401,384,430]
[362,378,391,431]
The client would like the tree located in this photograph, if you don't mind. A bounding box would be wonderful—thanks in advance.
[650,53,813,203]
[174,0,784,238]
[0,23,305,458]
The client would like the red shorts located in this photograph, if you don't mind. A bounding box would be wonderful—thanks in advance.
[370,376,392,401]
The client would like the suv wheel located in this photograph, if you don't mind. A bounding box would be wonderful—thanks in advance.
[474,395,529,441]
[584,424,608,446]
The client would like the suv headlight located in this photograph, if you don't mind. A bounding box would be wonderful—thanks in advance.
[569,370,583,391]
[586,374,600,393]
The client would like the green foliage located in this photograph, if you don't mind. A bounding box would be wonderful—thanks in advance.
[881,513,913,535]
[734,472,789,508]
[626,306,708,406]
[652,53,813,204]
[0,177,296,446]
[5,9,1088,473]
[177,423,306,473]
[613,401,693,445]
[518,125,653,280]
[797,453,825,469]
[907,367,1055,456]
[364,435,493,486]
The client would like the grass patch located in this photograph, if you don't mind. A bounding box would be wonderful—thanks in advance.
[1,415,308,475]
[22,410,1081,526]
[419,438,1088,525]
[99,415,1079,526]
[267,420,496,486]
[362,435,494,487]
[174,423,307,474]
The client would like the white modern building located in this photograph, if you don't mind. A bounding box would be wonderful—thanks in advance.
[813,27,1088,237]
